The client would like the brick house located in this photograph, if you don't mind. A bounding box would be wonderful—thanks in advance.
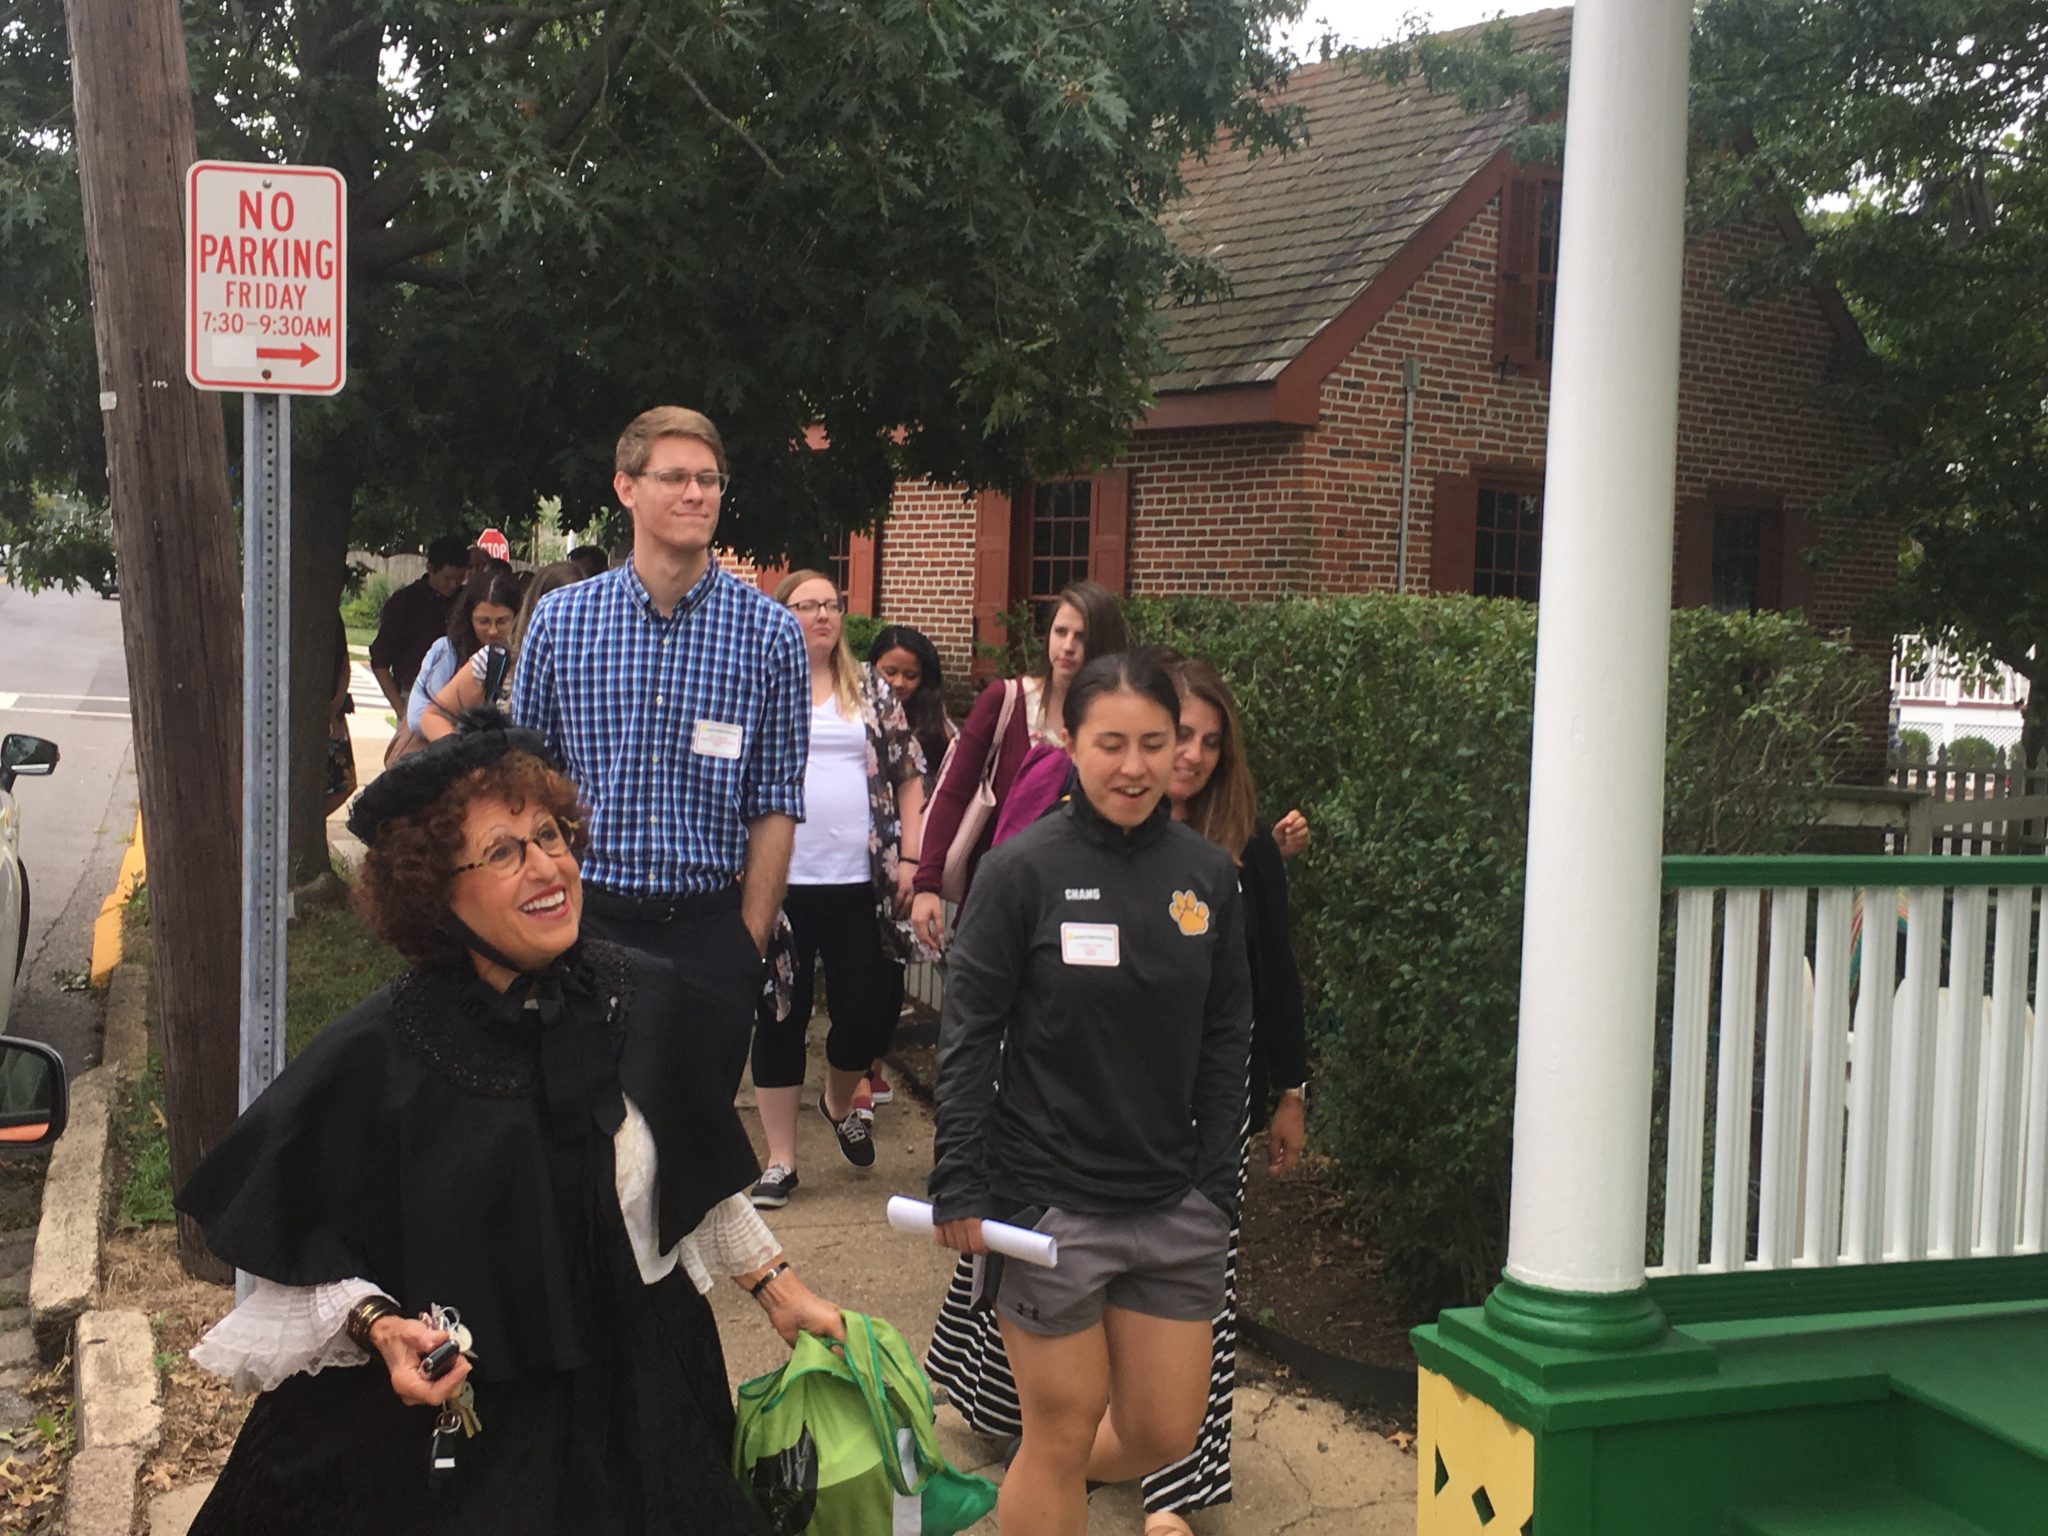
[839,8,1890,703]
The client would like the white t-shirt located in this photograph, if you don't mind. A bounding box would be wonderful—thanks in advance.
[789,698,871,886]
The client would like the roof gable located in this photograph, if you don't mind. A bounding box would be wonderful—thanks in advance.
[1156,7,1572,397]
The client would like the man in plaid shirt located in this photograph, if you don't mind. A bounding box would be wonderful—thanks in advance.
[512,406,809,1089]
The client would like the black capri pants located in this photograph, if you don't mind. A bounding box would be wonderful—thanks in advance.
[750,882,902,1089]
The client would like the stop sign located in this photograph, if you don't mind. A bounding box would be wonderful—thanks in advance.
[477,527,511,562]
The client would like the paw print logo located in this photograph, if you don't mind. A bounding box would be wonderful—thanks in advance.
[1169,889,1211,937]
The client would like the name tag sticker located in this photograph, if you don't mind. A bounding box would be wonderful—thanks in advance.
[691,719,744,760]
[1060,922,1121,968]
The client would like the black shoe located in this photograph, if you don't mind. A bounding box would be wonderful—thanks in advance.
[751,1163,798,1208]
[820,1094,877,1168]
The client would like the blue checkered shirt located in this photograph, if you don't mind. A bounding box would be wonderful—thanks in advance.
[511,559,809,896]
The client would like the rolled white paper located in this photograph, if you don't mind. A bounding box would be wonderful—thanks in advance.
[885,1196,1059,1269]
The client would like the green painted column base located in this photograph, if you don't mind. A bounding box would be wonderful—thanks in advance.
[1485,1274,1669,1352]
[1421,1273,1718,1418]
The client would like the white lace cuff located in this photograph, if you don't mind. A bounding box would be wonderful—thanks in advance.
[190,1277,383,1394]
[679,1193,782,1288]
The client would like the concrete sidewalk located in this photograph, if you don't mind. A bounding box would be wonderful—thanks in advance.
[714,1042,1417,1535]
[153,1035,1412,1536]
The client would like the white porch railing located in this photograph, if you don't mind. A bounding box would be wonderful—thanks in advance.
[1651,856,2048,1276]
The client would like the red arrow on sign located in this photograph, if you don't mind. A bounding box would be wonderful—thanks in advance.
[256,343,321,366]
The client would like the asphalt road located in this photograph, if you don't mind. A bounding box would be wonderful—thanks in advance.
[0,581,136,1073]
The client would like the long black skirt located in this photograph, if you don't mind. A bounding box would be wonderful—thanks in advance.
[190,1267,770,1536]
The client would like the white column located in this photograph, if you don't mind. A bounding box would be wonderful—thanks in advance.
[1503,0,1694,1297]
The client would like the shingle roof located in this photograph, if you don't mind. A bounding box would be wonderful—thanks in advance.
[1156,7,1573,395]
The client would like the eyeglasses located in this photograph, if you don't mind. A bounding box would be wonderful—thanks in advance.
[454,816,576,878]
[788,598,845,617]
[632,468,730,492]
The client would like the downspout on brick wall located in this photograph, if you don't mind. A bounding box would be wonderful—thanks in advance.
[1395,357,1421,592]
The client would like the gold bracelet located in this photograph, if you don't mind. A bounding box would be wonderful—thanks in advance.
[344,1293,403,1350]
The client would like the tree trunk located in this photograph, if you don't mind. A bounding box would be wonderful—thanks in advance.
[287,454,357,884]
[66,0,241,1281]
[2022,658,2048,775]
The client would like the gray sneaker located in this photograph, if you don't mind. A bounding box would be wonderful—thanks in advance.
[751,1163,799,1208]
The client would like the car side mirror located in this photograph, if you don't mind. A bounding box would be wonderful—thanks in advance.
[0,1039,67,1149]
[0,735,58,793]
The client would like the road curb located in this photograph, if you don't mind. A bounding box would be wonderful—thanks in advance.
[101,964,148,1079]
[28,1064,114,1361]
[87,813,145,988]
[65,1308,160,1536]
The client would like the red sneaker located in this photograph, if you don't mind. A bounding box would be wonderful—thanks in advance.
[867,1067,894,1106]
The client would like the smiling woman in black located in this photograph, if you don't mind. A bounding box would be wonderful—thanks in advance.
[930,652,1253,1536]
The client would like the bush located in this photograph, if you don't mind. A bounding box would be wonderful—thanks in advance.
[1124,594,1873,1314]
[340,571,392,631]
[1895,727,1932,765]
[1948,734,2001,770]
[843,612,884,664]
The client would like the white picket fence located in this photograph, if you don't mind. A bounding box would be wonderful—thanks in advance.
[1652,856,2048,1275]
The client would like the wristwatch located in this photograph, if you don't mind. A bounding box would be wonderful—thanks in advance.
[1279,1083,1308,1107]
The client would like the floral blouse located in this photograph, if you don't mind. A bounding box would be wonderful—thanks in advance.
[858,664,927,962]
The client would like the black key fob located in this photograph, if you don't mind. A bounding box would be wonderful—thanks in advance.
[421,1340,462,1380]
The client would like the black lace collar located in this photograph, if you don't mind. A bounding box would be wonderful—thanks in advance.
[389,940,636,1097]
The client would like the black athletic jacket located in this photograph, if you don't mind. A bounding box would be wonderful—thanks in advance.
[928,791,1253,1224]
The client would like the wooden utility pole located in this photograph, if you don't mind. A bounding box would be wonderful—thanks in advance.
[66,0,242,1280]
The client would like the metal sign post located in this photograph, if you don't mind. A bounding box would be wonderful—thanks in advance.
[238,392,291,1115]
[185,160,344,1301]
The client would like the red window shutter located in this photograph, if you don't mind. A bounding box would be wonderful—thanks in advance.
[1495,173,1540,370]
[1428,473,1479,594]
[754,560,788,594]
[845,531,877,617]
[1778,509,1816,615]
[1088,468,1131,595]
[972,488,1015,670]
[1675,500,1713,608]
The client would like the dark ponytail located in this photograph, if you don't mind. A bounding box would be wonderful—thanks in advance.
[1063,650,1180,741]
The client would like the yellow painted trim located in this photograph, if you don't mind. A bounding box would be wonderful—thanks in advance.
[1417,1366,1535,1535]
[88,812,146,987]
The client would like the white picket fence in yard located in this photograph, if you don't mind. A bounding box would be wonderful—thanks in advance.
[1653,857,2048,1276]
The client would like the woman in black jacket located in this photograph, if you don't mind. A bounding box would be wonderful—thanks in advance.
[1140,655,1307,1533]
[930,651,1253,1536]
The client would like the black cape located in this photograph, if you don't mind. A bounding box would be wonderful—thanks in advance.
[174,940,774,1534]
[176,938,762,1380]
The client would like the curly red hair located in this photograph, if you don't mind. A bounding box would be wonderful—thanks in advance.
[354,752,588,966]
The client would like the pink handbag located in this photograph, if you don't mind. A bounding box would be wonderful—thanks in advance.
[935,680,1021,903]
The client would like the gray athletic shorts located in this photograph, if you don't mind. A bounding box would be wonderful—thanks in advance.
[982,1188,1231,1337]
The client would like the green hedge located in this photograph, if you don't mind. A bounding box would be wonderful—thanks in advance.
[1123,594,1874,1314]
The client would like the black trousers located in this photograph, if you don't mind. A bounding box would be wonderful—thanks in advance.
[750,882,901,1090]
[581,884,760,1096]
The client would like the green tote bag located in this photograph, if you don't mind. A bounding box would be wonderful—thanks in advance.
[732,1311,997,1536]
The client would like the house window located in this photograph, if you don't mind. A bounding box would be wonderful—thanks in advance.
[824,527,853,598]
[971,470,1128,675]
[1025,480,1093,627]
[1709,509,1764,613]
[1473,484,1542,600]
